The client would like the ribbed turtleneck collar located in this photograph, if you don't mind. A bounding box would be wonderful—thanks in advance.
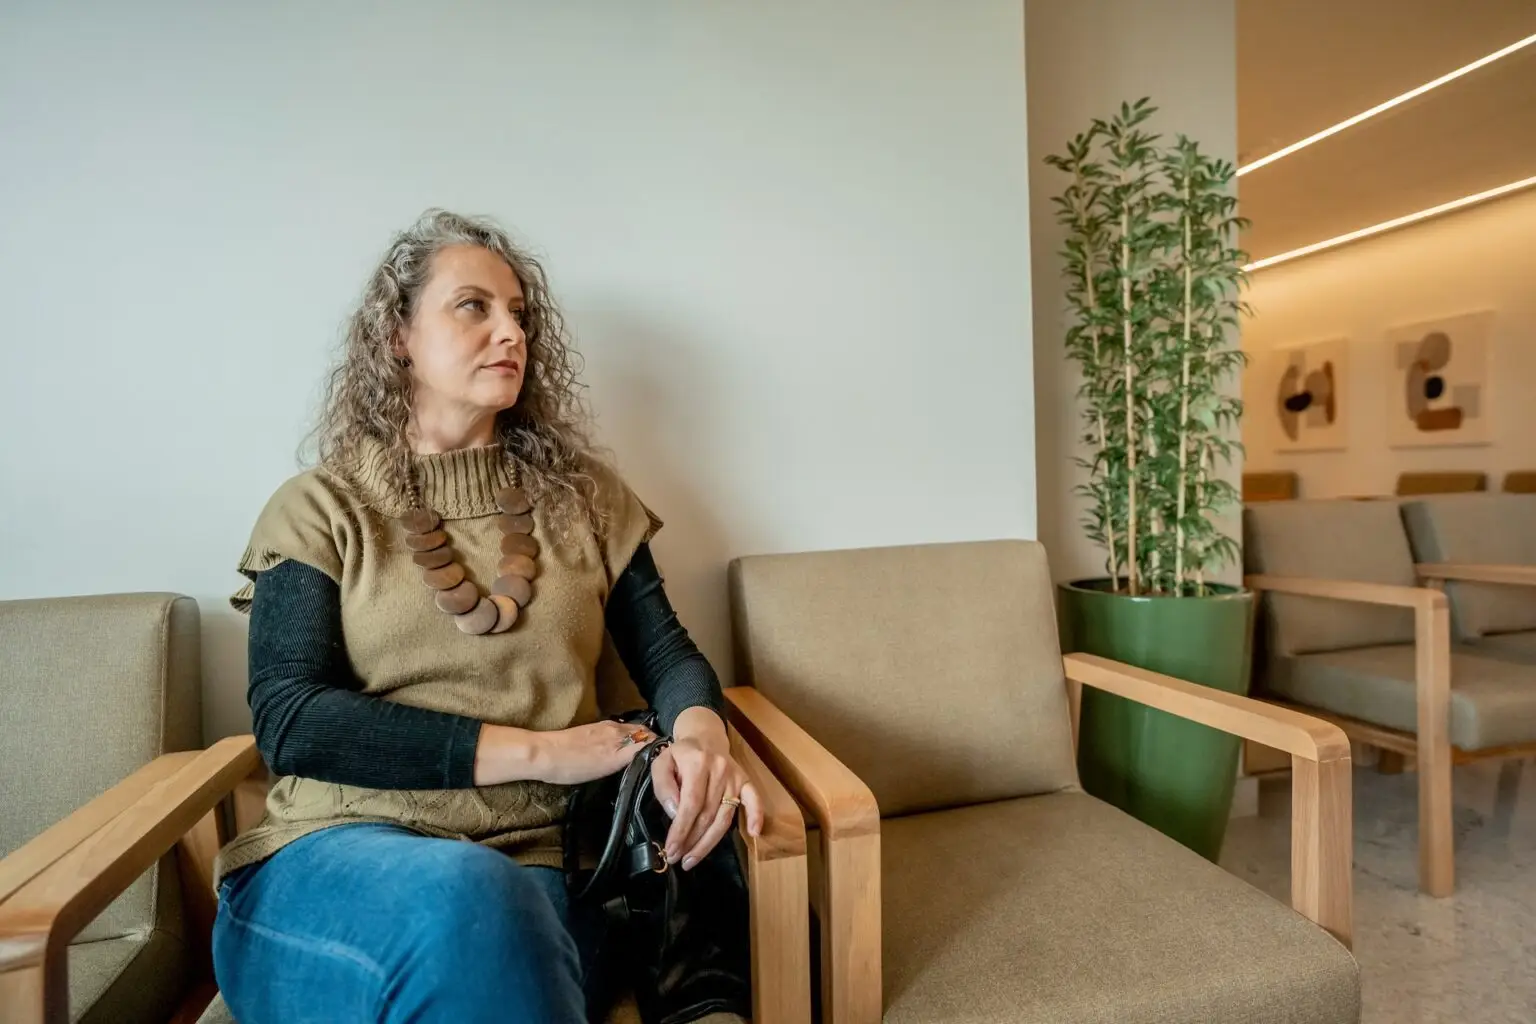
[348,438,517,520]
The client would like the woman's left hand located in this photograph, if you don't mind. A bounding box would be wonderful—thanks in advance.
[650,707,764,870]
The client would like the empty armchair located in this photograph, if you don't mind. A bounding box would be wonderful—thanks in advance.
[0,593,212,1024]
[1402,493,1536,661]
[1245,499,1536,896]
[726,540,1359,1023]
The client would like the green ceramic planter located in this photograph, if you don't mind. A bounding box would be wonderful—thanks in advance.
[1058,580,1256,861]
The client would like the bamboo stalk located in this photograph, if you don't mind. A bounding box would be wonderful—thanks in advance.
[1175,170,1193,596]
[1077,188,1119,587]
[1121,197,1138,596]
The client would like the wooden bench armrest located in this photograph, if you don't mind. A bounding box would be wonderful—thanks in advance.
[724,687,879,840]
[0,736,260,984]
[1063,654,1354,946]
[1416,563,1536,587]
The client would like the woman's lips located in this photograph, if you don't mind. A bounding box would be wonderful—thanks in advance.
[485,362,521,376]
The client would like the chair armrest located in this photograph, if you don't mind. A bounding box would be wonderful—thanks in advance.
[729,728,811,1024]
[730,727,806,863]
[724,687,879,840]
[1063,654,1354,947]
[1416,563,1536,587]
[0,737,259,980]
[0,751,201,907]
[1245,573,1445,611]
[1064,653,1350,762]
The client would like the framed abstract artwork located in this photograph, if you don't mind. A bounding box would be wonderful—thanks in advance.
[1263,337,1349,452]
[1386,311,1494,448]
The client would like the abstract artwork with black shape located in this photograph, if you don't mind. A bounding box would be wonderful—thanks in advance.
[1261,338,1349,452]
[1386,311,1494,448]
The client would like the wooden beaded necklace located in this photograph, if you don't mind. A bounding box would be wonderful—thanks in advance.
[399,480,539,636]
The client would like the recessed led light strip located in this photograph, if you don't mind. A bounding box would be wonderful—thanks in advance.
[1244,173,1536,272]
[1238,31,1536,177]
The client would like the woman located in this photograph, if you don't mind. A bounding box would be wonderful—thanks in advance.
[211,209,762,1024]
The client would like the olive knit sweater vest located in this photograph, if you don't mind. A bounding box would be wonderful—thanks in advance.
[215,441,659,884]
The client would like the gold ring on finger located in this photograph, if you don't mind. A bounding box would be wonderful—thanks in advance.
[720,795,742,810]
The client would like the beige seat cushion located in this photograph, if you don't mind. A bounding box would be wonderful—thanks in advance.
[729,540,1078,818]
[1268,644,1536,750]
[1244,500,1418,655]
[1400,494,1536,638]
[68,930,186,1024]
[197,992,742,1022]
[881,792,1358,1024]
[1462,630,1536,663]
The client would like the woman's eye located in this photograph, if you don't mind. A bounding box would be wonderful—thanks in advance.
[458,298,485,313]
[513,309,528,327]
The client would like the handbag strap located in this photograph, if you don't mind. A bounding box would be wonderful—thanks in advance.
[572,737,671,902]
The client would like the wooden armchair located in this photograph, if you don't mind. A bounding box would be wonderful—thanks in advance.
[1,729,810,1024]
[1246,497,1536,897]
[1,593,812,1023]
[1403,493,1536,662]
[0,737,264,1022]
[726,540,1359,1024]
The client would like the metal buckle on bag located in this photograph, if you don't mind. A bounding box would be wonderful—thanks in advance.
[652,842,670,874]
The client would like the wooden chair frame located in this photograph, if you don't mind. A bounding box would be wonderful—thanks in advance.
[1247,563,1536,899]
[726,655,1355,1024]
[0,731,812,1024]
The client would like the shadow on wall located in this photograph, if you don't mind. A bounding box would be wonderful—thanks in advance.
[202,600,253,743]
[577,304,739,683]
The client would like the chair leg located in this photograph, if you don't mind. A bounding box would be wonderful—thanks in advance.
[1417,739,1454,896]
[0,963,46,1024]
[823,832,881,1024]
[1416,592,1454,897]
[1376,749,1405,774]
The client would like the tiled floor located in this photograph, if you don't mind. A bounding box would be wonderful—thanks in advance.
[1222,759,1536,1023]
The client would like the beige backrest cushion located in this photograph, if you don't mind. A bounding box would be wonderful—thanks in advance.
[1402,494,1536,638]
[0,593,201,941]
[1244,500,1417,655]
[729,540,1078,819]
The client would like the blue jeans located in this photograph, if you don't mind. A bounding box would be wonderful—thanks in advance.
[212,823,609,1024]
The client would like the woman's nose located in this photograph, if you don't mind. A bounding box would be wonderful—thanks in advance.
[493,313,526,348]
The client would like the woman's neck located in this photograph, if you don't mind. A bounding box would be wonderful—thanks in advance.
[407,402,498,454]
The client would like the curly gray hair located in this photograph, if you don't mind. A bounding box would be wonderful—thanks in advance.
[314,208,603,538]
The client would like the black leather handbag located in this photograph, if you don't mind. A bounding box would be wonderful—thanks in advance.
[564,712,752,1024]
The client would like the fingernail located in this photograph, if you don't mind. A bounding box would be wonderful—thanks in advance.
[664,800,678,818]
[682,856,697,871]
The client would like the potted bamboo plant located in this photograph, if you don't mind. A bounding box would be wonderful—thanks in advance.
[1046,99,1253,860]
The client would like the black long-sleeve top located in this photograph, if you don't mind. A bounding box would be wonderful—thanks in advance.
[245,543,724,789]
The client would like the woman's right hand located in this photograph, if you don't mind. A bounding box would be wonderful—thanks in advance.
[474,720,654,787]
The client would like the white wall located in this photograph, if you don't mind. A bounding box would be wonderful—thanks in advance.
[0,1,1036,741]
[1242,187,1536,497]
[1025,0,1240,584]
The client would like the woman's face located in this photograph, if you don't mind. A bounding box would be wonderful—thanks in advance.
[399,244,528,416]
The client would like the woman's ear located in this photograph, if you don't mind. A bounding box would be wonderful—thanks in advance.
[391,331,412,368]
